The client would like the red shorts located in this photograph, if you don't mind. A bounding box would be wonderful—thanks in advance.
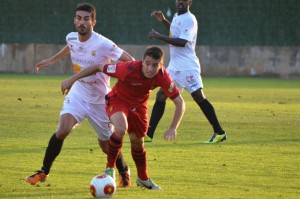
[105,96,148,137]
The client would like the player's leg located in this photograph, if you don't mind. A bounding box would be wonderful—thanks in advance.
[146,88,168,141]
[98,139,130,187]
[26,94,83,185]
[130,134,160,189]
[182,70,226,143]
[44,113,77,171]
[191,89,226,143]
[129,106,161,190]
[191,89,225,132]
[88,103,130,187]
[104,110,128,179]
[26,113,77,185]
[184,71,226,143]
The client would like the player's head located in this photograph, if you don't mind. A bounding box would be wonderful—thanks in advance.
[142,46,164,78]
[74,2,96,36]
[176,0,192,14]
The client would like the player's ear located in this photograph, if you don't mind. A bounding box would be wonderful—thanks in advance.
[92,19,96,26]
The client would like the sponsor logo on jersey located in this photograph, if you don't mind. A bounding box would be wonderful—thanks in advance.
[72,57,94,65]
[91,50,96,57]
[168,83,175,92]
[107,65,116,73]
[68,37,77,41]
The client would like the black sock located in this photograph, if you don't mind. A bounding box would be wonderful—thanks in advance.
[116,151,128,173]
[199,99,225,134]
[42,133,64,174]
[147,100,166,139]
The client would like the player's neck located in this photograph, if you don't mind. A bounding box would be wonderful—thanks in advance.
[177,9,189,15]
[78,31,93,42]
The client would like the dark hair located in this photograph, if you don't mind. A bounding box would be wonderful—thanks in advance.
[75,2,96,20]
[143,46,164,60]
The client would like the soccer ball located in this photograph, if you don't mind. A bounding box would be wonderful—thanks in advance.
[90,174,116,198]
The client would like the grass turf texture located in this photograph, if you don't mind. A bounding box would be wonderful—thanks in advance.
[0,74,299,199]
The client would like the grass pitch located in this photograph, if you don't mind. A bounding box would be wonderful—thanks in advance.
[0,74,299,199]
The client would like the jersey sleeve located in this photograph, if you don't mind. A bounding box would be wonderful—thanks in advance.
[103,62,131,81]
[66,32,75,46]
[159,69,180,100]
[100,38,124,61]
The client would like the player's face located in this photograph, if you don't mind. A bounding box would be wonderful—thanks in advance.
[74,11,95,36]
[142,56,163,78]
[176,0,191,14]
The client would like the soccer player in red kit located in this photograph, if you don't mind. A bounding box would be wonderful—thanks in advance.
[61,46,185,190]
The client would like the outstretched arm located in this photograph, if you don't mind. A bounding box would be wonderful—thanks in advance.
[163,95,185,141]
[36,45,70,72]
[61,64,104,95]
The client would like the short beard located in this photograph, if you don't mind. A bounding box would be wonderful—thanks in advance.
[76,26,90,36]
[78,31,88,36]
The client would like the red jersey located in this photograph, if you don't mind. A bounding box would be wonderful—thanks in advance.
[103,60,179,107]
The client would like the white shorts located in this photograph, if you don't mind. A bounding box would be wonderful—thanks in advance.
[167,68,203,93]
[60,93,113,141]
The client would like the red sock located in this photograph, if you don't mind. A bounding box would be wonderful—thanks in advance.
[106,133,123,168]
[132,147,149,180]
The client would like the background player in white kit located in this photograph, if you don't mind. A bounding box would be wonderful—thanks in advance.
[147,0,227,143]
[26,3,134,187]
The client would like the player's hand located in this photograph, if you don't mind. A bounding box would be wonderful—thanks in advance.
[151,10,165,22]
[61,79,73,95]
[35,59,55,72]
[148,29,160,39]
[164,128,177,141]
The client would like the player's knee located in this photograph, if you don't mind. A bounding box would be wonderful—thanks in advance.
[55,126,72,139]
[114,127,126,137]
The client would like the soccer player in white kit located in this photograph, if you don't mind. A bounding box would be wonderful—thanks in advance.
[26,3,134,187]
[147,0,227,143]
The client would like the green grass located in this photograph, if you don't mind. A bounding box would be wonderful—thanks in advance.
[0,74,299,199]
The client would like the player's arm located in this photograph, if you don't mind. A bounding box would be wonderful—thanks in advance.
[164,95,185,141]
[36,45,70,72]
[61,64,104,95]
[150,10,186,46]
[118,50,135,62]
[148,29,188,47]
[151,10,171,30]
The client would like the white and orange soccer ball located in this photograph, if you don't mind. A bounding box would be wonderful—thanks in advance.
[90,174,116,198]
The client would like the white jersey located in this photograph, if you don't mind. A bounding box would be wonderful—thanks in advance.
[66,32,123,104]
[169,11,201,73]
